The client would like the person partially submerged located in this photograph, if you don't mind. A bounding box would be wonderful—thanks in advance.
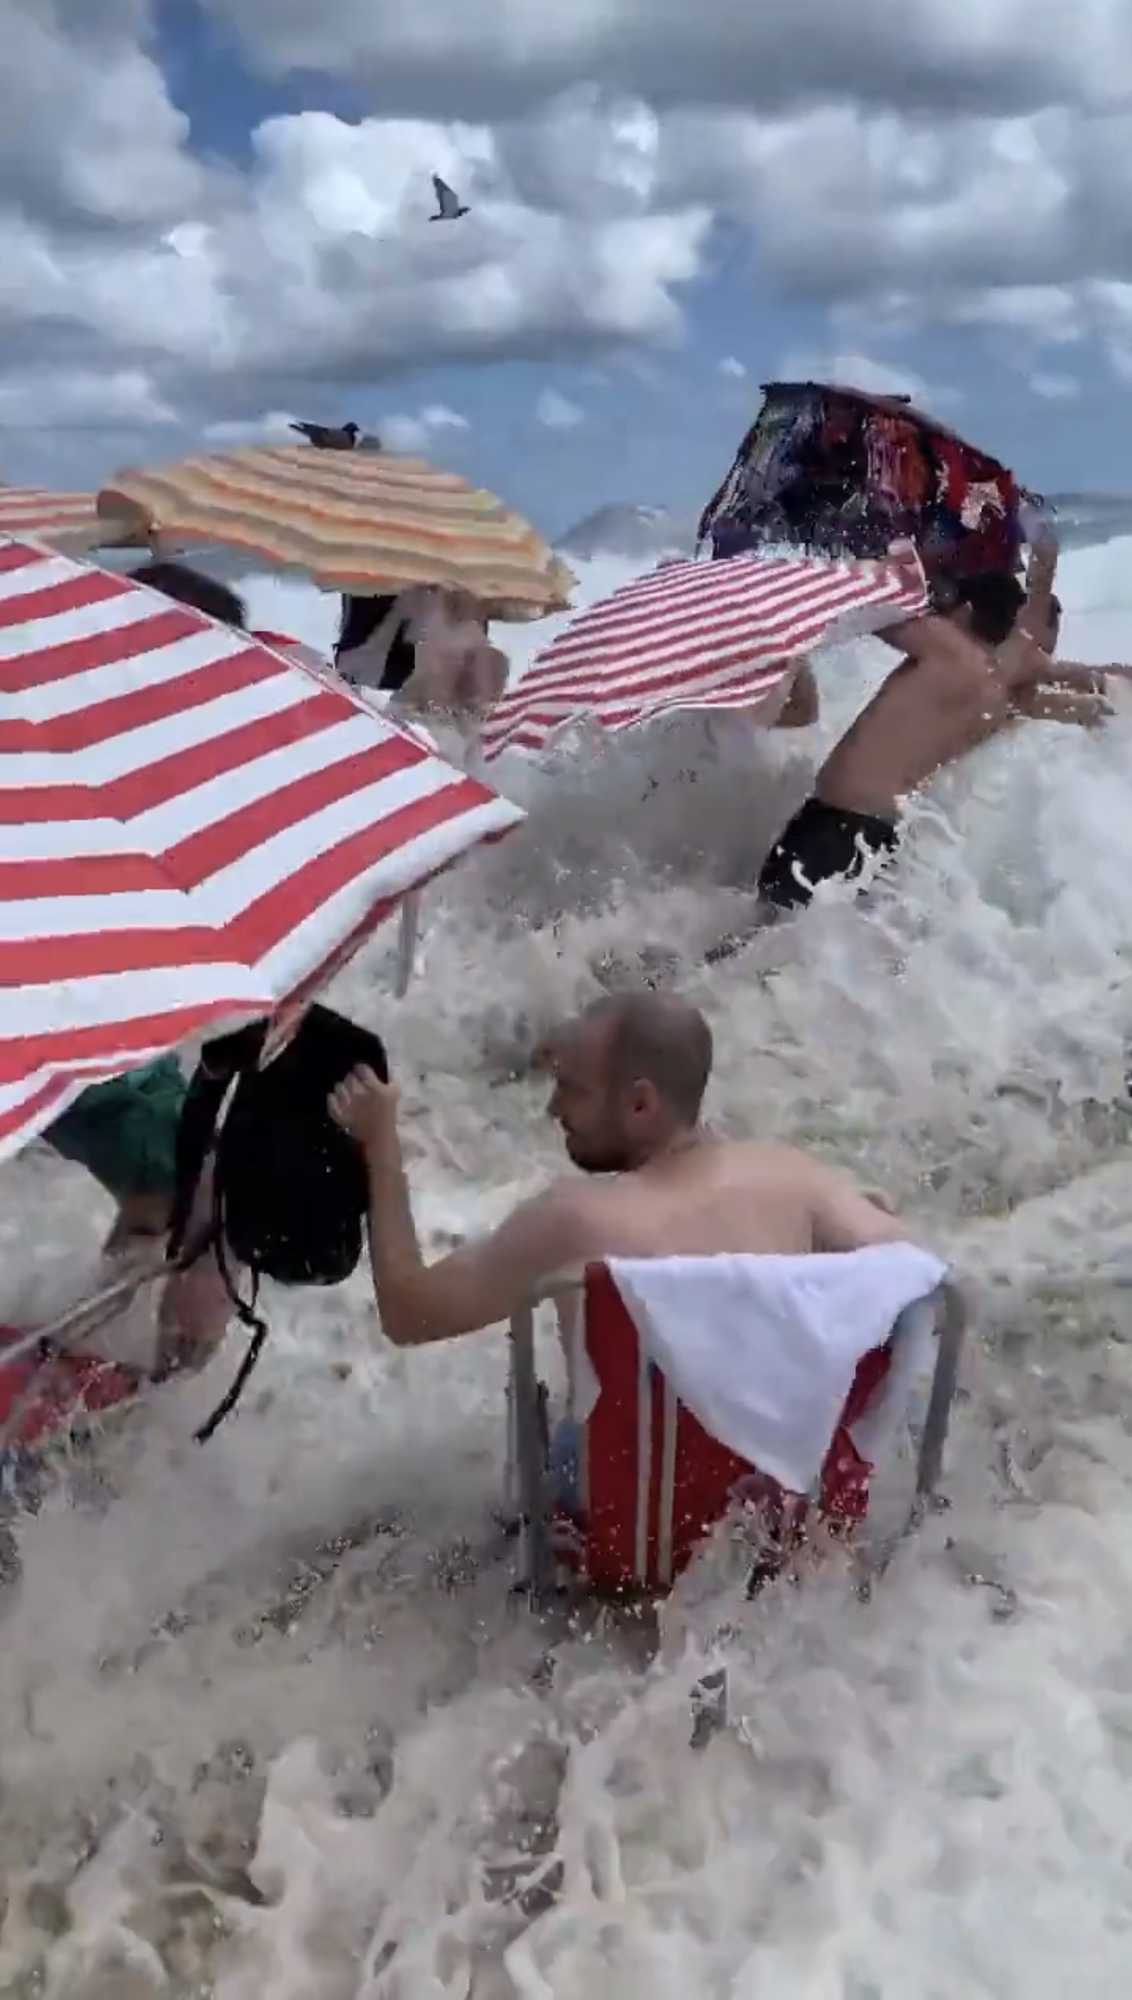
[328,990,912,1349]
[758,541,1119,912]
[335,587,508,717]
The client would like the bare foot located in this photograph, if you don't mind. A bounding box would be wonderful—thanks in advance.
[154,1163,233,1378]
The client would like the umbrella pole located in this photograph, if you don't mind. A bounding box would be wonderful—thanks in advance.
[394,893,421,997]
[0,1257,167,1376]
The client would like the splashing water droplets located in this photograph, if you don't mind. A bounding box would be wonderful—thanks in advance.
[3,544,1132,1991]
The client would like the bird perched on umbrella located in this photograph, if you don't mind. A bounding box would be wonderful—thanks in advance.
[289,420,361,449]
[430,175,469,221]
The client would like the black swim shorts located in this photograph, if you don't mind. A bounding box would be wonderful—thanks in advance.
[758,796,898,911]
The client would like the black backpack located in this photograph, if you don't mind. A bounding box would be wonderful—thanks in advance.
[168,1003,390,1441]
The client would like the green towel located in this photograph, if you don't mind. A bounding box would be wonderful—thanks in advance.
[45,1055,188,1202]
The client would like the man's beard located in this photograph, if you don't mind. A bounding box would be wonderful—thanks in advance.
[565,1134,633,1175]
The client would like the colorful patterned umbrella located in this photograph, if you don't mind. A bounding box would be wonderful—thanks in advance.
[0,535,525,1160]
[98,446,574,619]
[478,548,928,761]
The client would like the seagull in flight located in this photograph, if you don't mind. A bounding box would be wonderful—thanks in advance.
[289,420,360,450]
[430,175,469,221]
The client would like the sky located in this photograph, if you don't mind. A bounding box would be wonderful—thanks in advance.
[4,1,1132,540]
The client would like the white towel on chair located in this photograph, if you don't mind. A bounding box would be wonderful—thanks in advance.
[607,1244,948,1494]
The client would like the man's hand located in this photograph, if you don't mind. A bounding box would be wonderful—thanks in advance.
[329,1065,400,1158]
[1026,519,1058,585]
[1024,688,1112,729]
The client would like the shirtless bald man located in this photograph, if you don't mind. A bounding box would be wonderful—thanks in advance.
[759,544,1116,912]
[329,991,912,1347]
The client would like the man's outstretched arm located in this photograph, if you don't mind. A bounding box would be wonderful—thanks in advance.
[329,1064,585,1345]
[367,1167,582,1345]
[774,658,820,728]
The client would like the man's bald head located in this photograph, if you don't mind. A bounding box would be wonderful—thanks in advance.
[548,990,713,1172]
[582,991,713,1122]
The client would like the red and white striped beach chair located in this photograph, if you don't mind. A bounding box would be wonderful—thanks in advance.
[506,1260,966,1601]
[0,1259,164,1467]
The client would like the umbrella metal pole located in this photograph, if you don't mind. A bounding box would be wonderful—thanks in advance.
[394,893,421,997]
[0,1258,166,1377]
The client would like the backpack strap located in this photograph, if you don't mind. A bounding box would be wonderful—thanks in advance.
[166,1065,228,1265]
[188,1151,270,1443]
[163,1021,274,1444]
[167,1020,269,1264]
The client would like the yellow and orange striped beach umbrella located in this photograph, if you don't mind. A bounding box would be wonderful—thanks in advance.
[97,446,575,619]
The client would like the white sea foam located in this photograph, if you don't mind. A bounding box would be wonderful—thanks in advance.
[4,542,1132,1996]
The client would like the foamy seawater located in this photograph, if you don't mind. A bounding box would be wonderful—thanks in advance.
[4,546,1132,1997]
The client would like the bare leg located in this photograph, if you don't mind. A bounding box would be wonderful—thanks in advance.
[154,1162,233,1378]
[102,1191,170,1255]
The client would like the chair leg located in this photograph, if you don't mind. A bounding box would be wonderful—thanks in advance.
[859,1281,969,1597]
[914,1282,967,1501]
[508,1308,554,1602]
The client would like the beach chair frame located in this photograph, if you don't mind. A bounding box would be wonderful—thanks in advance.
[0,1255,167,1453]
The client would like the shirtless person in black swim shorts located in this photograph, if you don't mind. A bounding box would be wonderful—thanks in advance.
[758,549,1115,913]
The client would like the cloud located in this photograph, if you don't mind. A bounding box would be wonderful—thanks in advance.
[718,356,746,378]
[535,389,584,429]
[381,404,470,453]
[0,364,178,432]
[3,0,205,231]
[200,6,1132,368]
[9,0,1132,487]
[776,349,959,409]
[202,0,1132,126]
[1029,370,1080,401]
[0,51,710,480]
[202,410,300,445]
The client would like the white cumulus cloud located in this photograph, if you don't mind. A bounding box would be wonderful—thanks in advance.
[1029,371,1080,401]
[6,0,1132,483]
[381,405,470,453]
[776,350,959,408]
[535,390,584,429]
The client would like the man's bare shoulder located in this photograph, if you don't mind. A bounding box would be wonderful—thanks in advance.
[515,1173,605,1253]
[884,612,996,682]
[715,1138,824,1183]
[506,1173,640,1289]
[720,1140,898,1213]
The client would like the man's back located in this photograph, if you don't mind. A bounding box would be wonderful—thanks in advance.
[557,1138,906,1273]
[817,642,1004,822]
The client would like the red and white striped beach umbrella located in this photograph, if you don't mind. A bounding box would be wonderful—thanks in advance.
[478,548,929,762]
[0,536,525,1161]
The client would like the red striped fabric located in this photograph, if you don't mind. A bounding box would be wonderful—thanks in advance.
[478,549,929,762]
[0,537,525,1160]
